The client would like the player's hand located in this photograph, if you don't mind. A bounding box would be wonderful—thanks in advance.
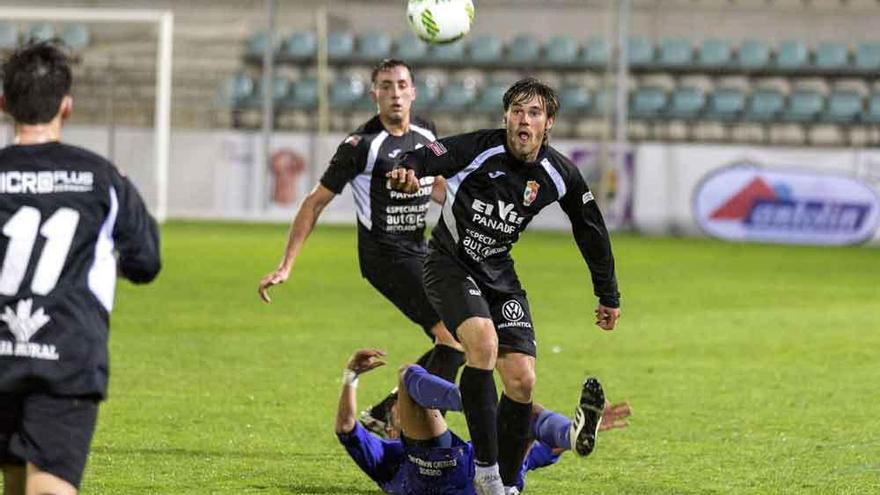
[258,267,290,303]
[386,167,419,194]
[599,400,632,431]
[346,349,387,375]
[594,304,620,331]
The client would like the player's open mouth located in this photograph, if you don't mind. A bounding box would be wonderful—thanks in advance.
[517,131,530,142]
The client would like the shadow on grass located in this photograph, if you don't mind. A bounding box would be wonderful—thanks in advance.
[279,484,379,494]
[92,445,336,461]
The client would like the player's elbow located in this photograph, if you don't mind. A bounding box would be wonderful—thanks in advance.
[119,256,161,284]
[335,418,356,435]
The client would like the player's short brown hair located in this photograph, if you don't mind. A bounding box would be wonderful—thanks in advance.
[2,40,72,124]
[370,58,415,85]
[502,77,559,120]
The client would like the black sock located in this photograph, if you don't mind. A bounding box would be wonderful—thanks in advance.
[497,393,533,486]
[366,348,433,421]
[425,344,466,384]
[460,366,498,466]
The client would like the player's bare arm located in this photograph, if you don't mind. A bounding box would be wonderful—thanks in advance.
[431,176,447,204]
[258,184,336,303]
[595,304,621,331]
[335,349,387,434]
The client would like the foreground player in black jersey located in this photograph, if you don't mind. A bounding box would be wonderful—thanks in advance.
[258,59,465,433]
[388,78,620,494]
[0,42,161,494]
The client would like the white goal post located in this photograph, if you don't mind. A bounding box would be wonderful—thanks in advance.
[0,7,173,222]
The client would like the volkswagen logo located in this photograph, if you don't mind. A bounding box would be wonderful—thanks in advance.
[501,300,524,322]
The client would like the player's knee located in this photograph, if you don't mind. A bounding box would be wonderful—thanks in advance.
[398,364,416,384]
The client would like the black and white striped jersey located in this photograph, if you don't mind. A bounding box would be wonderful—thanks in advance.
[404,129,620,308]
[320,115,438,256]
[0,141,160,398]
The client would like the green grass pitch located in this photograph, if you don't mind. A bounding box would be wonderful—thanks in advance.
[85,221,879,494]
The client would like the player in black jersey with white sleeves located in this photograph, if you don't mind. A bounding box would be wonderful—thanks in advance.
[258,59,465,434]
[388,78,620,495]
[0,42,160,494]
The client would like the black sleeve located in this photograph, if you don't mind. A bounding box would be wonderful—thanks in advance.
[558,168,620,308]
[319,135,366,194]
[112,173,161,284]
[402,132,477,178]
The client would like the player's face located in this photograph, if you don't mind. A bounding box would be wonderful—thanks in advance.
[504,94,554,162]
[371,66,415,125]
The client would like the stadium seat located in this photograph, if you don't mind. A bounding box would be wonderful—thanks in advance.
[330,76,365,109]
[430,42,465,65]
[746,88,785,122]
[0,22,18,50]
[327,32,355,61]
[435,81,476,112]
[589,87,616,116]
[284,78,319,110]
[244,76,290,108]
[395,32,429,63]
[667,86,706,120]
[60,24,90,51]
[543,35,579,67]
[355,32,391,62]
[558,85,592,114]
[657,37,693,68]
[737,39,770,70]
[782,89,824,121]
[774,40,809,71]
[506,34,541,65]
[582,36,610,68]
[282,31,316,61]
[627,36,654,67]
[630,86,668,119]
[27,23,55,42]
[706,88,745,121]
[814,42,849,71]
[823,90,862,123]
[474,83,508,114]
[468,35,503,65]
[217,74,254,108]
[864,93,880,123]
[697,39,732,68]
[246,32,276,58]
[413,79,440,110]
[854,42,880,72]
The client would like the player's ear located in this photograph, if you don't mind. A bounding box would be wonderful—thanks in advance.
[369,86,378,103]
[60,95,73,121]
[545,116,554,132]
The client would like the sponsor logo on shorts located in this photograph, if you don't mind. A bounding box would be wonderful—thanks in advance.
[466,276,482,296]
[501,300,524,321]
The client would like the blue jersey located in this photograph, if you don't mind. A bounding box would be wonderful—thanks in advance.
[338,423,561,494]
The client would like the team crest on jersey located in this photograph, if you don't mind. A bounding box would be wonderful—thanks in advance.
[523,180,540,206]
[426,140,447,156]
[343,134,362,147]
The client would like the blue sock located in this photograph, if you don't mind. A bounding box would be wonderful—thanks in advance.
[532,409,571,450]
[403,365,463,411]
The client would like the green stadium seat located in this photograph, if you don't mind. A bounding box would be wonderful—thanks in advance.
[468,35,503,65]
[60,24,90,51]
[282,32,316,61]
[854,42,880,72]
[506,34,541,64]
[823,90,862,123]
[627,36,654,67]
[217,74,254,108]
[329,79,364,109]
[395,32,429,63]
[657,37,693,68]
[327,32,355,61]
[246,32,276,58]
[589,87,616,116]
[356,32,391,61]
[0,22,18,50]
[543,35,579,67]
[737,39,770,70]
[582,36,610,68]
[630,86,667,119]
[774,40,808,71]
[243,76,290,108]
[697,39,732,68]
[814,42,849,71]
[864,93,880,123]
[558,85,591,114]
[706,88,745,120]
[746,88,785,122]
[413,80,440,110]
[782,90,824,121]
[284,78,318,110]
[667,86,706,120]
[474,84,507,114]
[27,23,55,42]
[431,41,465,64]
[435,81,476,111]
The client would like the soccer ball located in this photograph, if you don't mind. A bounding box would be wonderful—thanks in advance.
[407,0,474,45]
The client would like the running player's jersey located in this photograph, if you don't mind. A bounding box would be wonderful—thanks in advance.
[403,129,619,307]
[0,142,160,398]
[320,115,438,257]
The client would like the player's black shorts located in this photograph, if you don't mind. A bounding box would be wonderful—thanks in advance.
[423,249,536,357]
[0,393,99,488]
[359,248,441,339]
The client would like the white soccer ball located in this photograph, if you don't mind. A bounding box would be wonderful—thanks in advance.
[407,0,474,45]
